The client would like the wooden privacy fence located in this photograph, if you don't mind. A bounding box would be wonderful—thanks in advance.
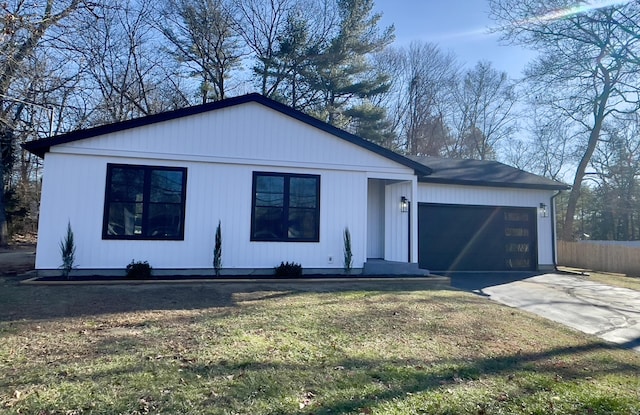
[558,241,640,276]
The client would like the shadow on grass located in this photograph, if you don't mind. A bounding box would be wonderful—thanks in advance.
[0,278,441,322]
[5,337,639,415]
[157,342,640,414]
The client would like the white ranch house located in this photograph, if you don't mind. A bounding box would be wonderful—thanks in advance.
[23,94,568,276]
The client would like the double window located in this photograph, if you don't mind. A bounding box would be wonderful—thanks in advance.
[251,172,320,242]
[103,164,187,240]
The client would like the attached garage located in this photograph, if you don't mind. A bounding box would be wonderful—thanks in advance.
[418,203,537,271]
[411,156,570,272]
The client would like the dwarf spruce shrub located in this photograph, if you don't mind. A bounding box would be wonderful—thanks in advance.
[59,221,76,279]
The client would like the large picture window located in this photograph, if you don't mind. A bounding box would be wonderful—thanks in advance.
[251,172,320,242]
[103,164,187,240]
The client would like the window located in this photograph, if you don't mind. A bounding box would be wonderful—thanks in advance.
[103,164,187,240]
[251,172,320,242]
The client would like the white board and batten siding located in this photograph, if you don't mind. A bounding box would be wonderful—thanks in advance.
[57,102,412,176]
[418,183,557,268]
[384,181,412,263]
[366,180,385,259]
[36,102,414,271]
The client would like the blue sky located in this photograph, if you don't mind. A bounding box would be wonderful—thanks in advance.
[373,0,537,78]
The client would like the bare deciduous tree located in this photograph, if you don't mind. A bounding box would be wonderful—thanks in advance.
[490,0,640,240]
[0,0,97,246]
[75,1,188,123]
[378,41,458,155]
[447,61,517,160]
[590,115,640,240]
[232,0,296,96]
[160,0,245,103]
[504,108,573,182]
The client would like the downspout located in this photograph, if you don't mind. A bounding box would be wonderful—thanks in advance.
[551,190,563,270]
[407,202,411,263]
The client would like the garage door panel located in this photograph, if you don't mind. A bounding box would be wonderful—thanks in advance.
[419,203,537,271]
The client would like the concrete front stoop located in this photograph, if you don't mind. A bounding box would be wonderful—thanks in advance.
[362,260,430,276]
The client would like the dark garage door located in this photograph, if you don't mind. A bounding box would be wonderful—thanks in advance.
[418,203,537,271]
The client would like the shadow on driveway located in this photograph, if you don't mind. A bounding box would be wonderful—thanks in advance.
[447,271,544,293]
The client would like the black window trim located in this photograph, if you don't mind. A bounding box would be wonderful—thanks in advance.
[102,163,188,241]
[251,171,321,242]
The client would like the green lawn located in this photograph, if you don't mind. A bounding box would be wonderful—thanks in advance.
[1,280,640,414]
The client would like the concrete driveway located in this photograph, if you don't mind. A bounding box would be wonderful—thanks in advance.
[451,272,640,352]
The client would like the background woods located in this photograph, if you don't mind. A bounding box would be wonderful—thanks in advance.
[1,0,639,246]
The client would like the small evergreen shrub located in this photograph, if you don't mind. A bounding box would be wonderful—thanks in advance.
[343,227,353,274]
[59,221,76,279]
[213,220,222,276]
[274,261,302,277]
[126,260,152,279]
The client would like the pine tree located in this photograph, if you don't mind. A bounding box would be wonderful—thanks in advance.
[344,101,396,148]
[309,0,394,127]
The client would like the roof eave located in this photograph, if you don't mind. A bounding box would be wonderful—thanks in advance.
[418,176,571,191]
[21,141,47,158]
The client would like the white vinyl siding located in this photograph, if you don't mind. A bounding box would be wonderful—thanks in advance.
[55,102,412,176]
[35,153,370,270]
[384,181,413,262]
[366,180,385,259]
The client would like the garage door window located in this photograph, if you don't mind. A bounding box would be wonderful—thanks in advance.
[505,227,530,237]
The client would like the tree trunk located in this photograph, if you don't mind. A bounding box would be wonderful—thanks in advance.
[0,149,7,247]
[561,79,610,241]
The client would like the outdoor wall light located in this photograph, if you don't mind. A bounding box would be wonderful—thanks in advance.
[400,196,409,213]
[539,202,548,218]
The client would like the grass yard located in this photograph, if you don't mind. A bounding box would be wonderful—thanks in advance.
[1,277,640,414]
[587,272,640,292]
[558,266,640,291]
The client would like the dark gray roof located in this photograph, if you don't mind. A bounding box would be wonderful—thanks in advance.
[410,156,569,191]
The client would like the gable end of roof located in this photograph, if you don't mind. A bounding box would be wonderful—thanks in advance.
[21,93,431,175]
